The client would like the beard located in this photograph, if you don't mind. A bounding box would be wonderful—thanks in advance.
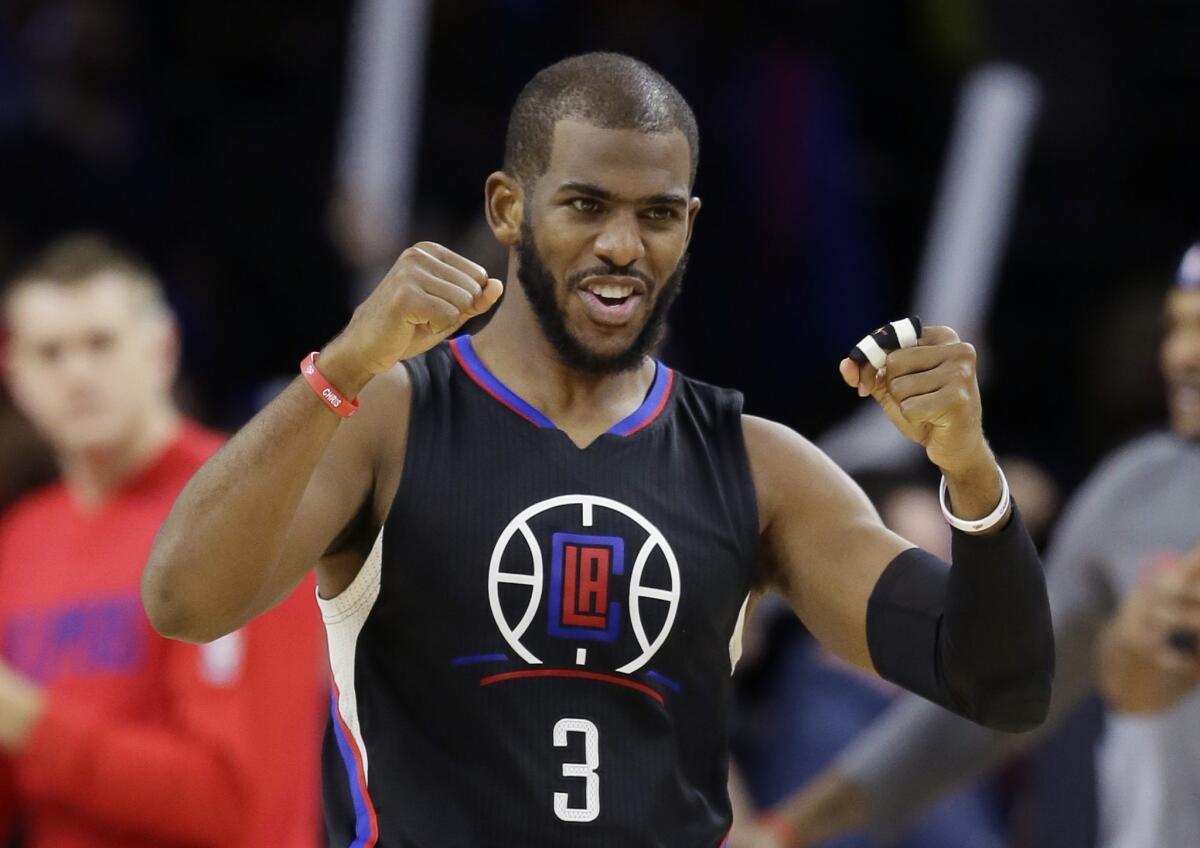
[515,222,688,375]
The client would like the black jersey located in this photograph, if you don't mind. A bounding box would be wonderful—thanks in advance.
[320,335,759,848]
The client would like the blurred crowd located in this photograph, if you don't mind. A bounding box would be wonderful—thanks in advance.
[1,1,1198,846]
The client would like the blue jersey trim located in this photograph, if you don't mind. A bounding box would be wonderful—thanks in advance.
[450,336,556,428]
[607,360,672,436]
[450,335,672,436]
[329,693,377,847]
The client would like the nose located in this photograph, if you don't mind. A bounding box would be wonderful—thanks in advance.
[592,209,645,269]
[59,345,96,381]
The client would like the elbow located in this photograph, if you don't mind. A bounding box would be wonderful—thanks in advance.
[141,558,224,644]
[954,636,1056,732]
[963,670,1054,732]
[949,611,1057,732]
[949,630,1056,732]
[142,594,228,645]
[142,585,205,643]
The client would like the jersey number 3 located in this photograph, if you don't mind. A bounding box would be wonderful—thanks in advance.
[553,717,600,822]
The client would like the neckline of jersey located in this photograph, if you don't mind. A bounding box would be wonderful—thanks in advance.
[448,335,674,437]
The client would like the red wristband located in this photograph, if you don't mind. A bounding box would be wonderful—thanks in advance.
[300,352,359,418]
[757,810,800,847]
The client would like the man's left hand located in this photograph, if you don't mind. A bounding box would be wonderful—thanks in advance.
[839,324,989,475]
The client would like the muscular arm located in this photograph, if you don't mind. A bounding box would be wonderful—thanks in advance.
[768,451,1124,844]
[143,242,501,642]
[738,324,1052,734]
[744,415,908,671]
[743,414,1052,731]
[142,355,401,642]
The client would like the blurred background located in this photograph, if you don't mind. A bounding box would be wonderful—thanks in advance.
[1,1,1199,846]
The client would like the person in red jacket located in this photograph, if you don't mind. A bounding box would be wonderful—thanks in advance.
[0,234,326,847]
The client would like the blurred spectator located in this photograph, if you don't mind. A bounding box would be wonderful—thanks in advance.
[0,401,54,515]
[0,1,352,426]
[752,246,1200,848]
[0,234,325,847]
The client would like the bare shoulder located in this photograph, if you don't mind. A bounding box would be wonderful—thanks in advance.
[741,413,824,465]
[739,417,908,648]
[741,414,875,530]
[360,358,413,409]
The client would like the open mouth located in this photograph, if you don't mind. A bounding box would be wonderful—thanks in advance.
[576,277,646,326]
[589,282,635,307]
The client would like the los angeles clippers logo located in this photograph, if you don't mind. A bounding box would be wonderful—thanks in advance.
[487,495,680,674]
[549,533,624,641]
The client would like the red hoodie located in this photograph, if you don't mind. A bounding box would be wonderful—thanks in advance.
[0,421,325,847]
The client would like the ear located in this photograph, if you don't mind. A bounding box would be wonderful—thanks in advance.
[485,171,523,247]
[684,196,702,249]
[147,311,181,391]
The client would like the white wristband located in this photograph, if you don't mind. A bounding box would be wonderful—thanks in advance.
[939,467,1011,533]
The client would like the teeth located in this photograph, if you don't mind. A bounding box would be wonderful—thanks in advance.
[588,283,634,299]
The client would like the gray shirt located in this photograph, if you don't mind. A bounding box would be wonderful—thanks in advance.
[838,433,1200,848]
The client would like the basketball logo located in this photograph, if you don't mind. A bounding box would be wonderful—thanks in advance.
[487,494,680,674]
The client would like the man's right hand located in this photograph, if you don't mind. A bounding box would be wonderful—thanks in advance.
[322,242,503,394]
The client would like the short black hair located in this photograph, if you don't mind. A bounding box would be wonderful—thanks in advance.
[503,52,699,187]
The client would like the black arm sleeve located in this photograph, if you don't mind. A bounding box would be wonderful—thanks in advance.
[865,503,1055,732]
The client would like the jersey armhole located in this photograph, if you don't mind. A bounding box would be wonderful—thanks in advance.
[317,529,384,623]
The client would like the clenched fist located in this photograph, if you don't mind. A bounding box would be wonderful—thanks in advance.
[839,324,988,476]
[322,242,503,391]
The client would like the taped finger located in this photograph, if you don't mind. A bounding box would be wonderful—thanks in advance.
[849,316,923,370]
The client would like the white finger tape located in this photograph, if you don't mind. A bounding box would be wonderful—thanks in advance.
[891,318,919,350]
[855,334,888,370]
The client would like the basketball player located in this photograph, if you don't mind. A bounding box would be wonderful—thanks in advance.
[0,235,326,847]
[750,243,1200,848]
[143,53,1053,847]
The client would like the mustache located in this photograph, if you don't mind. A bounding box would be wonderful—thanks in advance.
[565,265,655,289]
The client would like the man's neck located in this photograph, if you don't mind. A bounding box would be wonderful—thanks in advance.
[473,278,655,445]
[61,406,182,511]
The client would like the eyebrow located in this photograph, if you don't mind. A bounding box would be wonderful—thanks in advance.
[557,181,688,207]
